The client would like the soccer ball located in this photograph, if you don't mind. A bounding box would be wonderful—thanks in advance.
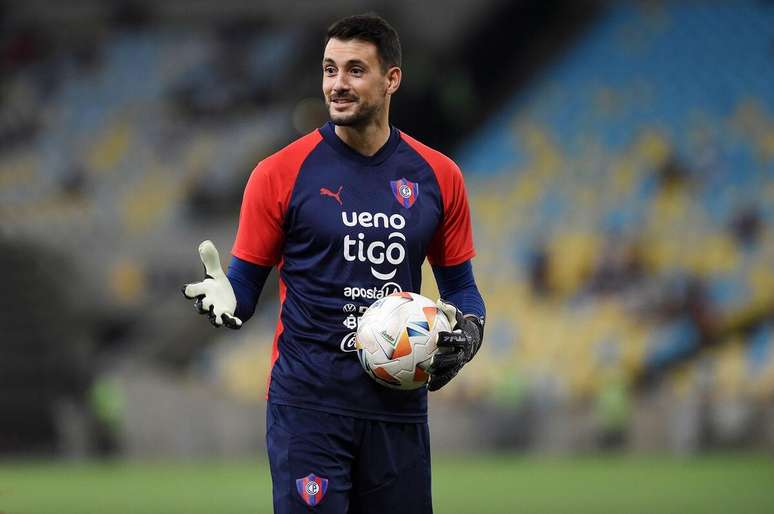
[356,292,451,390]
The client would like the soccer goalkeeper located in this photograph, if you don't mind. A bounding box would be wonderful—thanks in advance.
[182,14,485,514]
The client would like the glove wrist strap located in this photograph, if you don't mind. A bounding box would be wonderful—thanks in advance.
[463,314,485,341]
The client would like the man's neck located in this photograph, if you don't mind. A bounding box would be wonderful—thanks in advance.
[334,120,391,157]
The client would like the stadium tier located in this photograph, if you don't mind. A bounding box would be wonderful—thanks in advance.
[452,1,774,403]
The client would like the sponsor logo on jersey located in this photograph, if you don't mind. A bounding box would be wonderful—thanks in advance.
[320,185,343,206]
[339,304,370,352]
[390,178,418,208]
[342,314,358,330]
[340,332,358,352]
[343,281,402,300]
[341,212,407,280]
[296,473,328,506]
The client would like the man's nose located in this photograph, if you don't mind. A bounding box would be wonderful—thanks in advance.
[332,73,350,92]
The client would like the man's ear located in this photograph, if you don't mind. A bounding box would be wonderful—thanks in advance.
[386,66,402,95]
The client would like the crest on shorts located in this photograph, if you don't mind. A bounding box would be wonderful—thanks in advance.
[296,473,328,506]
[390,178,419,208]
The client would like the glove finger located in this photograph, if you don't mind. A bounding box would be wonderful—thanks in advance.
[427,370,456,392]
[222,312,243,330]
[182,282,207,299]
[208,311,222,327]
[200,296,214,313]
[212,307,242,329]
[211,305,227,326]
[193,297,208,314]
[429,351,462,374]
[198,240,225,278]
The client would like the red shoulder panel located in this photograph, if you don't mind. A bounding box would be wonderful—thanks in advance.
[232,130,323,266]
[400,131,476,267]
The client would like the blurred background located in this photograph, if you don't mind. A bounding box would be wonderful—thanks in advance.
[1,0,773,512]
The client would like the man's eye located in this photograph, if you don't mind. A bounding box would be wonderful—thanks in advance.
[324,66,336,75]
[351,68,363,76]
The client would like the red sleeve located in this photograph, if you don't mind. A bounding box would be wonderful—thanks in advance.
[231,130,322,266]
[400,132,476,267]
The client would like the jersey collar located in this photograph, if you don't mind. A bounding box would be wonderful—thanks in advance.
[319,121,400,166]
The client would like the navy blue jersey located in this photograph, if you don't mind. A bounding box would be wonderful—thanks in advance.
[232,122,475,422]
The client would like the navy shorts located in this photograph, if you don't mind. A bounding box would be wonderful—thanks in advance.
[266,402,432,513]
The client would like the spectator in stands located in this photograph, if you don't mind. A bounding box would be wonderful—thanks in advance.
[657,154,692,191]
[587,237,645,296]
[729,205,763,250]
[528,241,552,297]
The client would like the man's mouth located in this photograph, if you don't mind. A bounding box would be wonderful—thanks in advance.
[331,97,356,105]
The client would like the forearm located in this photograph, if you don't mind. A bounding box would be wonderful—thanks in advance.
[427,261,485,391]
[432,260,485,319]
[227,256,272,322]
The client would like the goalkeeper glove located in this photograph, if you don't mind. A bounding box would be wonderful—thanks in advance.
[181,240,242,329]
[427,299,484,391]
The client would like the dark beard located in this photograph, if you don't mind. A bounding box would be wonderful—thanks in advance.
[328,100,381,128]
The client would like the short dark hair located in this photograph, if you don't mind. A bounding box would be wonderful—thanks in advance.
[325,13,402,72]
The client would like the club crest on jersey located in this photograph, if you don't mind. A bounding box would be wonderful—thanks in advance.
[296,473,328,506]
[390,178,418,208]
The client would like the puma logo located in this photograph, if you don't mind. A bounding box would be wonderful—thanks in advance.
[320,185,343,206]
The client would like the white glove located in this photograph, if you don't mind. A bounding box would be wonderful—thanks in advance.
[436,299,460,329]
[181,240,243,329]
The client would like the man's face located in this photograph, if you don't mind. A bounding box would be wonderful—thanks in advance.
[322,38,392,127]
